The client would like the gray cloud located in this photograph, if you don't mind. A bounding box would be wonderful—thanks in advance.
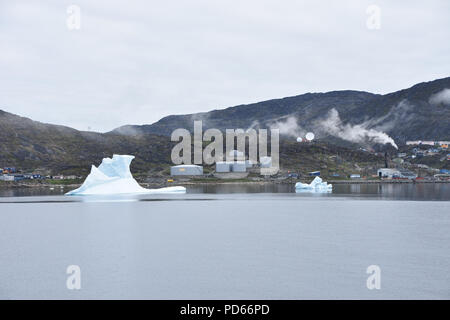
[0,0,449,132]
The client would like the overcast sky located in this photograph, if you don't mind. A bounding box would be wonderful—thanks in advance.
[0,0,449,132]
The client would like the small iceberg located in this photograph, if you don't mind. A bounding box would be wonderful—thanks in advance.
[66,155,186,195]
[295,176,332,192]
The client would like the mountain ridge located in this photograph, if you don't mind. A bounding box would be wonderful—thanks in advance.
[111,77,450,142]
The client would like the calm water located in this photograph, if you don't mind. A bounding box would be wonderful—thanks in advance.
[0,183,449,299]
[1,182,450,200]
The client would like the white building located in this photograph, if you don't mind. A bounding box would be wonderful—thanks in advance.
[215,161,247,173]
[216,162,232,173]
[377,168,400,178]
[231,161,246,172]
[170,165,203,176]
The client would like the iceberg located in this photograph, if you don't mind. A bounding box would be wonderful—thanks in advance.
[66,155,186,195]
[295,176,332,192]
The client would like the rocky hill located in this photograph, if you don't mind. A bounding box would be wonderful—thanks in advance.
[1,77,449,175]
[0,110,175,175]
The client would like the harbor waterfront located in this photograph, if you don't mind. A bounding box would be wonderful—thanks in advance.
[1,178,450,189]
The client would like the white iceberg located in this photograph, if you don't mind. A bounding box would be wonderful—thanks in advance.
[295,176,332,192]
[66,154,186,195]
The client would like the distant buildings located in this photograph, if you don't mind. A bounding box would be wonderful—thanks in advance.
[406,140,450,147]
[0,173,45,181]
[0,166,80,181]
[214,161,248,173]
[377,168,400,178]
[377,168,417,179]
[397,169,417,179]
[214,155,270,175]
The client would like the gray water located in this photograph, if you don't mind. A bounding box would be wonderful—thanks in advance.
[0,184,449,299]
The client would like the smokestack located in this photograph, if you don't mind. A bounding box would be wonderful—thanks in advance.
[384,152,388,168]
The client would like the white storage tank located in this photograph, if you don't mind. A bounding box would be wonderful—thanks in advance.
[260,156,272,168]
[215,162,231,173]
[170,165,203,176]
[231,161,247,172]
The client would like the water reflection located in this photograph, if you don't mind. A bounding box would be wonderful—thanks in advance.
[187,183,450,201]
[0,183,449,201]
[0,186,67,197]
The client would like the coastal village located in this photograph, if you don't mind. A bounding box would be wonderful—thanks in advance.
[169,140,450,183]
[1,140,448,185]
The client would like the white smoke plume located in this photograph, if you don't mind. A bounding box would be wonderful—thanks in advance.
[317,108,398,149]
[429,88,450,105]
[268,116,304,138]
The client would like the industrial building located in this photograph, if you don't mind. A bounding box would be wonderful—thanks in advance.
[377,168,417,179]
[397,169,417,179]
[214,156,272,175]
[170,165,203,176]
[377,168,400,178]
[215,162,232,173]
[231,161,246,172]
[215,161,247,173]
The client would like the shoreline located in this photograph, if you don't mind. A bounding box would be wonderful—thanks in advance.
[1,179,449,189]
[176,179,450,186]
